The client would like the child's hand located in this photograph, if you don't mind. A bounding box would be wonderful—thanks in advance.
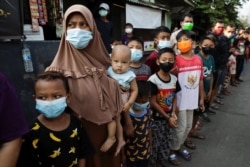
[168,116,178,128]
[123,102,132,112]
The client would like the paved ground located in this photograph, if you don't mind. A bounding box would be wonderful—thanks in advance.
[169,63,250,167]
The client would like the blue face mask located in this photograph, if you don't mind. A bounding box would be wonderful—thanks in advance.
[158,40,172,49]
[131,49,143,62]
[99,9,108,17]
[133,101,149,111]
[66,29,93,49]
[36,97,67,119]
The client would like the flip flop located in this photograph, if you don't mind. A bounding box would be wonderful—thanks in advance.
[190,132,205,140]
[178,149,192,161]
[168,153,180,166]
[210,103,219,110]
[184,140,196,149]
[215,99,224,105]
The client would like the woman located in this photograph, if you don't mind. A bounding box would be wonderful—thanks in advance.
[46,5,123,167]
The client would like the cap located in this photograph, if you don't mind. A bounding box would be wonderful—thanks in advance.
[99,3,109,10]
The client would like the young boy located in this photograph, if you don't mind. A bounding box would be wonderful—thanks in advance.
[145,26,172,74]
[148,47,179,167]
[229,47,240,86]
[169,30,205,165]
[188,35,216,137]
[124,80,153,167]
[127,36,151,81]
[17,71,94,167]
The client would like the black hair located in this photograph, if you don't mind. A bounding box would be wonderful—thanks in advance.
[181,13,193,21]
[125,23,133,28]
[212,20,224,28]
[153,26,171,38]
[136,80,151,97]
[126,36,143,47]
[225,24,235,29]
[200,35,216,44]
[110,38,122,44]
[176,30,193,41]
[34,71,70,94]
[158,47,176,59]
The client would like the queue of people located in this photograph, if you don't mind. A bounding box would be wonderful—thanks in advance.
[1,3,250,167]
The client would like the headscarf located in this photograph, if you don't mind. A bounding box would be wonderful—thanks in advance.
[46,5,123,125]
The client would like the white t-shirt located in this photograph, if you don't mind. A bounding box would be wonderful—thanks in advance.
[175,54,203,111]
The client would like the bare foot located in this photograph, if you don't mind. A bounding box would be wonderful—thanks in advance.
[100,136,116,152]
[115,139,126,156]
[124,123,134,137]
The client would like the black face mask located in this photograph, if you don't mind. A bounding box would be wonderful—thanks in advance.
[202,46,214,55]
[159,62,174,73]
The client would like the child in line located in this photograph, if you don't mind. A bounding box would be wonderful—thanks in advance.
[124,80,153,167]
[105,45,138,155]
[111,39,122,50]
[169,30,205,165]
[126,36,151,81]
[229,47,240,86]
[148,47,179,167]
[17,71,94,167]
[145,26,172,74]
[186,35,216,144]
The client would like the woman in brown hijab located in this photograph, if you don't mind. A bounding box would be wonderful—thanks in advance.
[46,4,123,167]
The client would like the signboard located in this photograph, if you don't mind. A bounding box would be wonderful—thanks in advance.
[0,0,23,39]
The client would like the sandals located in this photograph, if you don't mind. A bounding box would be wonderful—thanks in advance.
[178,149,192,161]
[215,99,224,105]
[190,132,206,140]
[184,140,196,149]
[168,153,180,166]
[210,103,219,110]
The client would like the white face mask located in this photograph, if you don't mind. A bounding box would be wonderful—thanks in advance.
[158,40,172,49]
[125,28,133,34]
[99,9,108,17]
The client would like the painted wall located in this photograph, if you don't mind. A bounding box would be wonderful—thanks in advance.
[0,41,60,124]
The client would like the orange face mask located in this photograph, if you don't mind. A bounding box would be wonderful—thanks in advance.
[177,40,192,53]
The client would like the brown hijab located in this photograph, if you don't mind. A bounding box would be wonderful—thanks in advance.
[46,5,122,125]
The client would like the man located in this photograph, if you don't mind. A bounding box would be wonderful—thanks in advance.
[207,20,225,110]
[95,3,113,53]
[170,13,194,53]
[212,24,235,101]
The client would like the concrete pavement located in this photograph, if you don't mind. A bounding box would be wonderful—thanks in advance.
[171,63,250,167]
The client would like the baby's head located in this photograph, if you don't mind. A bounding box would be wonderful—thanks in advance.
[110,45,131,74]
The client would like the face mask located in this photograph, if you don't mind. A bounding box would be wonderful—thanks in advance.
[36,97,67,119]
[125,28,133,34]
[224,33,233,39]
[214,28,224,35]
[66,29,93,49]
[202,46,214,55]
[133,101,149,111]
[159,62,174,73]
[158,40,172,49]
[99,9,108,17]
[131,49,143,62]
[183,22,194,30]
[177,40,192,53]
